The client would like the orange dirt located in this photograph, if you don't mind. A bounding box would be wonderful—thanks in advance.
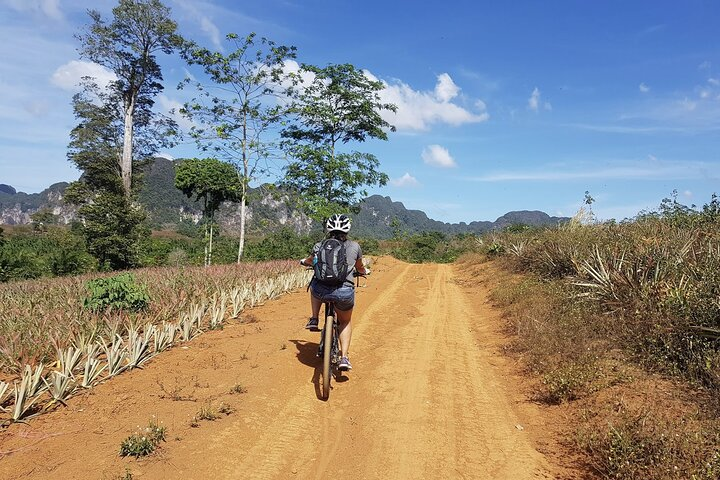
[0,257,582,479]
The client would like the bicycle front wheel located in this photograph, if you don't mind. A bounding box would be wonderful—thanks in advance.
[322,314,334,399]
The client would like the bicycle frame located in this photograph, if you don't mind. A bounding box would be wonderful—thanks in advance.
[318,302,341,359]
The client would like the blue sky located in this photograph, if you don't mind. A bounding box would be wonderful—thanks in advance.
[1,0,719,223]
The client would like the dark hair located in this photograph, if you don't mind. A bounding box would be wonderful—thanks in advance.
[328,231,347,241]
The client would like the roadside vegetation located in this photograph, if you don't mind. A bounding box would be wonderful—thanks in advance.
[0,224,319,282]
[388,231,477,263]
[468,194,720,479]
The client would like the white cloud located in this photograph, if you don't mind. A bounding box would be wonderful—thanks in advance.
[183,68,196,82]
[680,97,697,111]
[4,0,63,21]
[528,87,540,111]
[390,172,420,187]
[174,0,224,50]
[528,87,551,112]
[51,60,117,91]
[284,60,315,85]
[683,190,693,199]
[639,82,650,93]
[200,16,222,50]
[23,99,50,117]
[367,72,489,131]
[565,122,718,134]
[607,83,720,132]
[434,73,460,102]
[638,24,665,36]
[699,61,712,70]
[422,144,457,168]
[286,69,488,132]
[709,78,720,86]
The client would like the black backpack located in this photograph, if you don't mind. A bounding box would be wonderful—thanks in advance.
[313,238,349,285]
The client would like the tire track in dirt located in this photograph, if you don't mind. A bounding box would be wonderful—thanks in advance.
[323,263,553,479]
[297,261,415,480]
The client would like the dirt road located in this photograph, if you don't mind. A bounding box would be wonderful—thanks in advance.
[0,257,570,479]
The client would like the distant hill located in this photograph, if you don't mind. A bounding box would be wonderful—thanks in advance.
[352,195,567,238]
[0,181,75,225]
[0,184,16,195]
[1,157,568,237]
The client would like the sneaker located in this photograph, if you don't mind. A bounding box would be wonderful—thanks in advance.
[338,356,352,371]
[305,317,319,330]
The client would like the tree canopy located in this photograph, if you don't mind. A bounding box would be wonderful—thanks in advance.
[180,32,296,260]
[279,63,396,220]
[175,158,242,266]
[175,158,242,219]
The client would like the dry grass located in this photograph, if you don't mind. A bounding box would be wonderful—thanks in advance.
[477,226,720,479]
[577,383,720,479]
[485,214,720,391]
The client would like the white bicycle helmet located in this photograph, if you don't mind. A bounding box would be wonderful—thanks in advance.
[325,214,351,233]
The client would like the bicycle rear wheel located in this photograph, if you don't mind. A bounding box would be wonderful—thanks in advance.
[322,314,334,399]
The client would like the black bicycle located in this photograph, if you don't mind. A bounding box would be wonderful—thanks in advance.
[317,273,366,400]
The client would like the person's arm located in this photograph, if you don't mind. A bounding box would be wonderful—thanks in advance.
[354,258,368,275]
[354,242,369,275]
[300,241,322,266]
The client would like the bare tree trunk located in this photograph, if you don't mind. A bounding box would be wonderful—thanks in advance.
[237,110,248,264]
[237,195,246,263]
[204,220,209,267]
[208,222,214,267]
[121,98,136,198]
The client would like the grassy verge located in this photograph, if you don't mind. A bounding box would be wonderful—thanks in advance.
[483,258,720,478]
[463,203,720,477]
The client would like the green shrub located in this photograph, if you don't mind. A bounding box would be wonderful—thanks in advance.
[541,360,599,404]
[83,273,150,312]
[391,231,472,263]
[119,419,166,458]
[357,237,380,255]
[486,243,505,256]
[49,236,95,276]
[0,247,44,282]
[0,226,95,281]
[244,227,314,261]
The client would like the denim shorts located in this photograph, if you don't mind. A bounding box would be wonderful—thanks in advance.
[310,279,355,311]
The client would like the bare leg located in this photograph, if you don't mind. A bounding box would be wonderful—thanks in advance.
[336,308,353,357]
[311,294,322,319]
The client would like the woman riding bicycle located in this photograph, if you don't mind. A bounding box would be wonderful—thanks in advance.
[300,214,368,371]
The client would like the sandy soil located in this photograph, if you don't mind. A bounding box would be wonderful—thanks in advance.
[0,257,580,479]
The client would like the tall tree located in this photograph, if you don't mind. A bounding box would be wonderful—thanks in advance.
[175,158,242,266]
[68,0,180,269]
[76,0,181,198]
[279,63,396,221]
[65,79,160,269]
[180,33,296,261]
